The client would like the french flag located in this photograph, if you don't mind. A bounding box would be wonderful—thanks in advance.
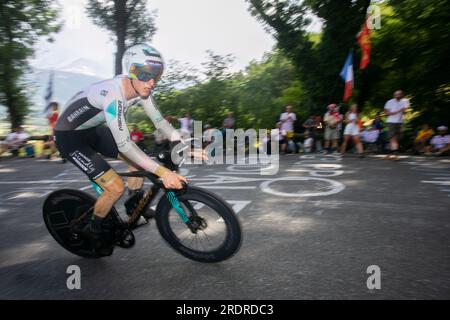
[339,52,354,102]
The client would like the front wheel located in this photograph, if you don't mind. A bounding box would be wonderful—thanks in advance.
[155,186,242,263]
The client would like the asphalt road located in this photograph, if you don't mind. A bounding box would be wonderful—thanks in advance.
[1,153,449,299]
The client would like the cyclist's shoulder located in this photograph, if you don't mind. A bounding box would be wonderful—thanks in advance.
[87,76,123,97]
[85,76,126,107]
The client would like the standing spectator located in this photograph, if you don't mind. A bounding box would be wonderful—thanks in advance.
[221,112,236,145]
[279,105,297,154]
[0,126,30,158]
[178,112,194,139]
[414,124,434,154]
[384,90,409,160]
[41,102,59,159]
[222,112,235,130]
[426,126,450,156]
[47,102,59,130]
[340,103,364,157]
[323,104,343,154]
[314,114,323,152]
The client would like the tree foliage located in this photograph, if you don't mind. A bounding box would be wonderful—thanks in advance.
[0,0,62,130]
[246,0,371,113]
[360,0,450,126]
[86,0,157,75]
[128,50,302,133]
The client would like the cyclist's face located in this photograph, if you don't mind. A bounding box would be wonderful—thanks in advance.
[133,78,155,97]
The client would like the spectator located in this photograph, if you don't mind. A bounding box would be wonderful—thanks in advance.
[47,102,59,130]
[426,126,450,156]
[414,124,434,154]
[273,122,287,154]
[178,112,194,138]
[41,102,60,160]
[303,132,314,153]
[222,112,235,130]
[384,90,409,160]
[362,126,380,143]
[303,115,317,147]
[0,126,30,158]
[130,124,145,147]
[323,104,343,154]
[361,126,380,153]
[279,105,297,154]
[372,112,386,152]
[40,135,58,159]
[372,112,384,131]
[130,124,143,143]
[340,103,364,157]
[314,114,323,152]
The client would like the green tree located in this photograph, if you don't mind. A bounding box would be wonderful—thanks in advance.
[360,0,450,125]
[0,0,62,130]
[246,0,371,113]
[86,0,157,75]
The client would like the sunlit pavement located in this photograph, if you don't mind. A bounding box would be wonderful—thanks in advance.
[1,154,449,299]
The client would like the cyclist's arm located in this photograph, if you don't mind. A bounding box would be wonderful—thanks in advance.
[141,96,184,142]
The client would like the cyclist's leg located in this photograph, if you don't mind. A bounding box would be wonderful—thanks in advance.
[92,168,125,218]
[55,129,125,219]
[93,126,144,195]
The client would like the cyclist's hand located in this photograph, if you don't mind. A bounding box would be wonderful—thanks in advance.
[161,171,188,189]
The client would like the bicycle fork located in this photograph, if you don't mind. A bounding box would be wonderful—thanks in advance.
[166,191,207,234]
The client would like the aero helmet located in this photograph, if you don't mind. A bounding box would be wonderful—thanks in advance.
[122,44,164,82]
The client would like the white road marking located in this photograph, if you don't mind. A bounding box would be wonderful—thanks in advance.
[421,180,450,185]
[260,177,345,197]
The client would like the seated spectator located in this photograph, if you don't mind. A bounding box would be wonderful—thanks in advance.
[40,135,57,159]
[426,126,450,156]
[0,126,30,158]
[263,123,285,155]
[362,126,380,146]
[414,124,434,154]
[303,132,313,153]
[371,112,386,152]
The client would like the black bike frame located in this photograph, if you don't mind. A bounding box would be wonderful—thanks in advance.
[116,171,192,226]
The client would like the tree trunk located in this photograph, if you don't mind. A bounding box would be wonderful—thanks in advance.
[114,0,128,75]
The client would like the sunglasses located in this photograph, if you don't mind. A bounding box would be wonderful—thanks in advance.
[130,62,163,82]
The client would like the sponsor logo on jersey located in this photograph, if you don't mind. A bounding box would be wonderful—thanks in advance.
[117,100,124,131]
[100,90,109,97]
[67,105,90,123]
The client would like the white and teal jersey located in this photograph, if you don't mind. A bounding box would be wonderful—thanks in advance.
[55,75,183,173]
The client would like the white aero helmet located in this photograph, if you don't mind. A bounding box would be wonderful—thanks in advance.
[122,44,164,82]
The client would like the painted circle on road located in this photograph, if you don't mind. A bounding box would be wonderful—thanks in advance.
[260,176,345,197]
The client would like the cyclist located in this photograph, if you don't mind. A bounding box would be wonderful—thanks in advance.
[54,44,201,249]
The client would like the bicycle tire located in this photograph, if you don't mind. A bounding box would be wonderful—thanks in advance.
[43,189,119,258]
[155,186,242,263]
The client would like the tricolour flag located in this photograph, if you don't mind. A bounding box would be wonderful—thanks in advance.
[339,52,354,102]
[358,19,371,69]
